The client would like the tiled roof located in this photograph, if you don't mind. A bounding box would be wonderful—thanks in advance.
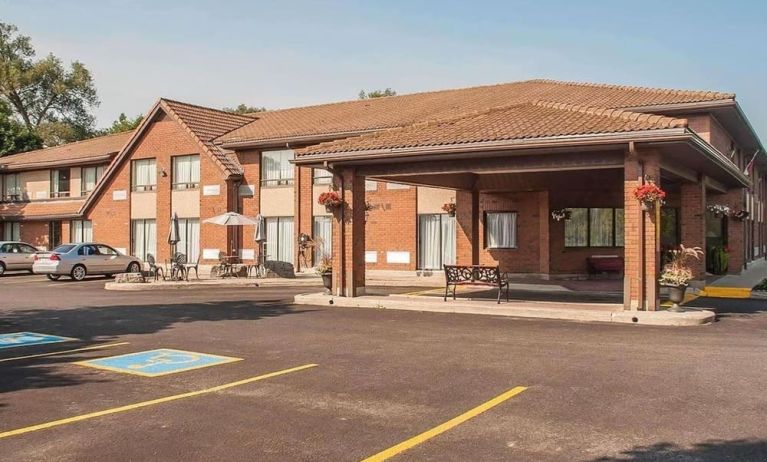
[297,101,689,157]
[0,131,132,170]
[161,99,256,176]
[218,79,734,145]
[1,199,85,219]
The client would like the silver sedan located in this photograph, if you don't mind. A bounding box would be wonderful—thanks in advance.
[33,243,142,281]
[0,241,40,276]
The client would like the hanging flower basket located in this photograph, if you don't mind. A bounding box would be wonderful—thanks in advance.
[441,202,456,217]
[318,191,343,212]
[551,208,572,221]
[707,204,732,218]
[733,210,750,221]
[633,181,666,211]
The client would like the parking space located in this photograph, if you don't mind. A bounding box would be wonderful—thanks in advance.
[2,275,767,461]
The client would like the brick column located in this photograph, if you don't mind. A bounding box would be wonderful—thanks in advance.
[455,189,479,265]
[721,188,745,273]
[331,168,366,297]
[295,166,313,271]
[624,151,661,310]
[538,190,550,275]
[680,181,706,278]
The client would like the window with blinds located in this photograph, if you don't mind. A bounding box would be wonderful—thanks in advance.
[172,155,200,190]
[132,159,157,191]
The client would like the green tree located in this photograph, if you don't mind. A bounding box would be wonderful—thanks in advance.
[358,88,397,99]
[99,113,143,135]
[0,99,42,156]
[0,22,99,146]
[223,103,266,114]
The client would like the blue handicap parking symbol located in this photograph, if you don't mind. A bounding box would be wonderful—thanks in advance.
[78,349,242,377]
[0,332,74,349]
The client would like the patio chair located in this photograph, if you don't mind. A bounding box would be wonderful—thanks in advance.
[171,252,188,281]
[146,254,164,281]
[182,255,200,281]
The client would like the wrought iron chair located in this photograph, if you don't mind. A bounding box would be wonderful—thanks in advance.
[182,255,200,281]
[146,254,164,281]
[170,252,188,281]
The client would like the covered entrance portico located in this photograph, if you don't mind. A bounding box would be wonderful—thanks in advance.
[294,104,749,311]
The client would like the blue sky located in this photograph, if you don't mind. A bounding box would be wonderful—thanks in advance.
[3,0,765,140]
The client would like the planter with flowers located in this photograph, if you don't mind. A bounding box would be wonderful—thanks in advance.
[315,255,333,294]
[633,181,666,211]
[551,208,572,222]
[442,202,456,217]
[318,191,343,213]
[658,245,703,311]
[733,210,750,221]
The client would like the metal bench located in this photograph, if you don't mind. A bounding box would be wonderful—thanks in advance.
[443,265,509,304]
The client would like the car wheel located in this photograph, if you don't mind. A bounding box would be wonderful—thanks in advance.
[127,262,141,273]
[0,262,5,276]
[71,265,87,281]
[47,274,61,281]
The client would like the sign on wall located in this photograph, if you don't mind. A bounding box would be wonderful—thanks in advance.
[202,248,220,260]
[113,190,127,201]
[202,185,220,196]
[365,251,378,263]
[238,185,255,197]
[386,251,410,264]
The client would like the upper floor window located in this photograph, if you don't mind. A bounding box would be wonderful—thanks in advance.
[172,155,200,190]
[132,159,157,192]
[261,149,294,186]
[50,169,71,198]
[313,168,332,185]
[2,173,21,202]
[81,165,106,196]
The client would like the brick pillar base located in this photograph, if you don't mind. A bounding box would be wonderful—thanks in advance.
[331,168,366,297]
[624,151,661,311]
[680,181,706,278]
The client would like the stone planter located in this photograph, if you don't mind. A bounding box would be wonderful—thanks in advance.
[661,283,687,311]
[321,271,332,294]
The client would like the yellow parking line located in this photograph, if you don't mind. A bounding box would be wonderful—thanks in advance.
[0,363,318,440]
[0,342,129,363]
[361,386,527,462]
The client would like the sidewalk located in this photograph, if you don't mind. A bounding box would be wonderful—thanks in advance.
[105,274,322,291]
[702,258,767,299]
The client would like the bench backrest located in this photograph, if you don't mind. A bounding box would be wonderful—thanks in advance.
[444,265,501,284]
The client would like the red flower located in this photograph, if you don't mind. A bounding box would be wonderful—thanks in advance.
[318,191,343,207]
[633,182,666,204]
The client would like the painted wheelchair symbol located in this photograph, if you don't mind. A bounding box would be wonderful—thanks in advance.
[0,333,46,345]
[127,351,201,370]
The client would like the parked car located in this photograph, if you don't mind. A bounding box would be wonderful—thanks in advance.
[33,243,142,281]
[0,241,40,276]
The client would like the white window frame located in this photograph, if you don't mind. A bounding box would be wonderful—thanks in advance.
[70,220,93,243]
[485,212,517,249]
[172,155,201,190]
[3,221,20,241]
[50,168,71,198]
[131,159,157,192]
[81,165,106,196]
[131,219,157,262]
[2,173,21,201]
[313,168,333,185]
[261,149,295,187]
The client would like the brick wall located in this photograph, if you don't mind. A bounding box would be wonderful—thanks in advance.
[20,221,49,249]
[363,182,418,270]
[680,181,706,277]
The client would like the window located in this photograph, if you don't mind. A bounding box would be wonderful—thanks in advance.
[177,218,200,263]
[49,221,62,248]
[312,216,332,264]
[564,208,624,248]
[131,219,157,262]
[50,169,71,198]
[71,220,93,243]
[485,212,517,249]
[96,244,118,255]
[418,214,456,270]
[77,244,98,256]
[81,165,106,196]
[132,159,157,191]
[265,216,294,263]
[3,222,20,241]
[3,174,21,201]
[261,149,294,186]
[172,155,200,190]
[313,168,333,185]
[660,207,679,248]
[386,182,410,190]
[365,180,378,192]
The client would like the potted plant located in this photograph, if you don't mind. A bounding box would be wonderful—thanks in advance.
[315,255,332,294]
[709,246,729,275]
[441,202,456,217]
[318,191,343,213]
[658,245,703,311]
[633,180,666,211]
[551,208,572,221]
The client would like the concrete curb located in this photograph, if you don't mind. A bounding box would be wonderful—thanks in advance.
[294,293,715,326]
[105,278,322,291]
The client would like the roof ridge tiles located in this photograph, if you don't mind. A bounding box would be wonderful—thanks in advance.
[160,98,258,122]
[526,78,736,101]
[531,100,688,128]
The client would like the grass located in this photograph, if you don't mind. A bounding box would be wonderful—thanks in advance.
[753,278,767,291]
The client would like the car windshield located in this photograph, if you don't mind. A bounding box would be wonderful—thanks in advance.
[52,244,76,254]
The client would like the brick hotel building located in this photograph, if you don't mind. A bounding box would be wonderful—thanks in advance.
[1,79,765,310]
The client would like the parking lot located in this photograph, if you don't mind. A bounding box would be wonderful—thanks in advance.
[1,273,767,461]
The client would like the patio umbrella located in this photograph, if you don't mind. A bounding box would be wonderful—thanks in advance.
[253,214,266,268]
[203,212,259,226]
[168,212,180,250]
